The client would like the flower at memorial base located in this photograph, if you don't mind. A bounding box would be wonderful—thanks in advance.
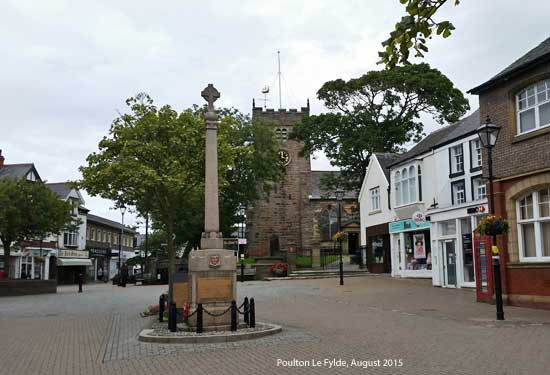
[476,215,509,236]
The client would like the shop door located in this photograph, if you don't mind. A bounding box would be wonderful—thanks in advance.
[443,240,457,287]
[473,235,493,301]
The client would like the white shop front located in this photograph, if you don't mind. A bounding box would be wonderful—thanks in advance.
[389,215,432,279]
[429,203,488,288]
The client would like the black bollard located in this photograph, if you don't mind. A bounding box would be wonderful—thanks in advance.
[243,297,249,325]
[168,302,177,332]
[249,298,255,328]
[159,294,165,323]
[240,260,245,282]
[231,300,237,331]
[196,304,203,334]
[78,273,83,293]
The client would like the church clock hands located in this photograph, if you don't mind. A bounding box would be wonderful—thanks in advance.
[278,149,291,166]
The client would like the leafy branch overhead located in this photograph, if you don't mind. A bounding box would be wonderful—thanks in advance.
[291,63,469,191]
[380,0,460,68]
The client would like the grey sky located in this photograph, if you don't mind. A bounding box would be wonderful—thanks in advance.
[2,0,549,231]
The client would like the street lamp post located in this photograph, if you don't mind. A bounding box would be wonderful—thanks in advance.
[335,188,345,286]
[477,114,504,321]
[118,204,126,287]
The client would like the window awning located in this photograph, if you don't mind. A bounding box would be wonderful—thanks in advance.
[57,258,93,267]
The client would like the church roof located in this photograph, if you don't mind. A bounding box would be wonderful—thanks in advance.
[310,171,357,200]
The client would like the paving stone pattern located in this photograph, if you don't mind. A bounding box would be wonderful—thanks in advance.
[1,277,550,374]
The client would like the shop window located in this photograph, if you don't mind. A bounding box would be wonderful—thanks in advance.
[460,218,474,283]
[471,175,487,201]
[370,187,380,212]
[404,233,431,270]
[449,145,464,176]
[451,180,466,205]
[20,256,32,279]
[321,209,338,241]
[440,220,456,236]
[517,80,550,134]
[372,237,384,263]
[517,189,550,261]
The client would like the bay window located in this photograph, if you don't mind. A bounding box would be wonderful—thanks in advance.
[394,165,418,206]
[517,188,550,261]
[517,79,550,134]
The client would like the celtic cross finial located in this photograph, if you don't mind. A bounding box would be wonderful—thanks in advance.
[201,84,220,112]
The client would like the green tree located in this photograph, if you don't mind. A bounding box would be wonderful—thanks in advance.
[290,63,469,191]
[79,94,281,302]
[380,0,460,68]
[0,177,75,279]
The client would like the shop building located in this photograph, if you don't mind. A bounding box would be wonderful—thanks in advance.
[46,182,90,284]
[468,36,550,309]
[86,214,137,281]
[358,153,400,273]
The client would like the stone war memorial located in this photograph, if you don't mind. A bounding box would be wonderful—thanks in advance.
[140,85,281,343]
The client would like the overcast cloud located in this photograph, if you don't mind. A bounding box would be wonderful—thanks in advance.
[2,0,549,231]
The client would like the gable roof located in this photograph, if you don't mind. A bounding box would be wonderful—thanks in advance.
[310,171,357,200]
[46,182,73,199]
[374,153,401,181]
[0,163,40,181]
[469,36,550,94]
[389,109,480,168]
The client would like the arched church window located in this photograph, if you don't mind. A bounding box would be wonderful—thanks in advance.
[321,209,339,241]
[281,128,288,140]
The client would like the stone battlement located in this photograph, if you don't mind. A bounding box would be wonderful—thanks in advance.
[252,99,310,115]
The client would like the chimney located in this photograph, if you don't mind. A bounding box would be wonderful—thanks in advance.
[0,150,4,169]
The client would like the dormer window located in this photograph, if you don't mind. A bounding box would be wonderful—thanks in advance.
[26,171,36,182]
[517,79,550,134]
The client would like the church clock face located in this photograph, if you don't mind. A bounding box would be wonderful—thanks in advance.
[278,149,291,166]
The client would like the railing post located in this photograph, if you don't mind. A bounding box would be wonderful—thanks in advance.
[240,260,245,282]
[231,300,237,331]
[196,303,203,334]
[250,298,255,328]
[159,294,165,323]
[168,302,177,332]
[243,297,249,325]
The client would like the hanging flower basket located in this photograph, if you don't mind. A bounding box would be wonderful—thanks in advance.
[34,256,45,264]
[476,215,509,236]
[332,231,347,242]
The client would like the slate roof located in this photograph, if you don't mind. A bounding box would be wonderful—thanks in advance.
[469,36,550,94]
[389,109,480,168]
[374,153,401,181]
[45,182,73,199]
[310,171,357,200]
[87,213,136,233]
[0,163,39,180]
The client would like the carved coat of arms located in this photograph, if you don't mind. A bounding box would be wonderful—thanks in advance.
[209,255,221,268]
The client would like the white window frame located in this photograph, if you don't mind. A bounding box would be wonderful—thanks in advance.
[472,176,487,201]
[63,231,78,247]
[370,187,380,212]
[516,79,550,135]
[450,145,464,174]
[517,189,550,262]
[451,180,466,205]
[470,139,482,169]
[393,164,418,207]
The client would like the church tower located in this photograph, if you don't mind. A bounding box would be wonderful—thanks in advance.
[246,100,312,257]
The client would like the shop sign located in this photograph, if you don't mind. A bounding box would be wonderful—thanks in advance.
[412,211,426,226]
[58,249,89,258]
[389,218,430,234]
[467,205,487,215]
[89,248,111,257]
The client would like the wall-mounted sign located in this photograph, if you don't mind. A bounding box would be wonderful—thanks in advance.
[467,205,487,215]
[389,218,431,234]
[58,249,89,258]
[412,211,426,226]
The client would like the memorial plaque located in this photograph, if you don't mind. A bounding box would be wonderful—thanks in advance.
[196,276,233,303]
[173,282,189,308]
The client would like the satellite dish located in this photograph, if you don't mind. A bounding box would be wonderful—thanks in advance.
[261,86,270,94]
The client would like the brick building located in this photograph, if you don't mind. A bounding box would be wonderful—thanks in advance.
[469,36,550,309]
[246,102,359,266]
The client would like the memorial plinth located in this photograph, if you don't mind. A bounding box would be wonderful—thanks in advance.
[187,84,236,328]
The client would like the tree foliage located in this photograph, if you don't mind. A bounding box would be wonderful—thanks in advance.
[291,63,469,191]
[0,178,75,278]
[79,94,282,299]
[380,0,460,68]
